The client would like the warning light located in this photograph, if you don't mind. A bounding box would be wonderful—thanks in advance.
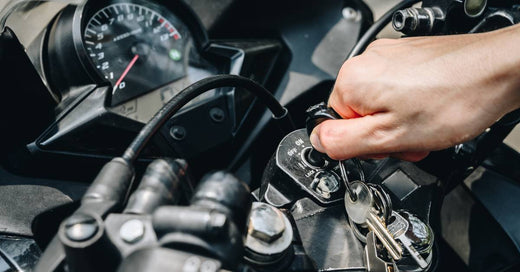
[169,49,182,61]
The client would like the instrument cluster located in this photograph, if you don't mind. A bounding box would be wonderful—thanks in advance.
[38,0,251,157]
[80,0,217,122]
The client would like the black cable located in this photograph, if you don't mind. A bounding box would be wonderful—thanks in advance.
[122,74,291,163]
[347,0,421,59]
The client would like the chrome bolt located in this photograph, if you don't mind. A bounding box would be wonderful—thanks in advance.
[248,202,286,243]
[342,7,359,21]
[64,214,99,242]
[120,219,145,244]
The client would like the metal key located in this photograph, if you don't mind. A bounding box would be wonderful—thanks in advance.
[344,181,373,224]
[387,211,429,269]
[364,232,396,272]
[365,210,403,261]
[344,181,403,260]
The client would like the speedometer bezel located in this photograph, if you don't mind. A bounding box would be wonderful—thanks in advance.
[70,0,211,102]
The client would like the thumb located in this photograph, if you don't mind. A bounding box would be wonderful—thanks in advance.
[309,115,397,160]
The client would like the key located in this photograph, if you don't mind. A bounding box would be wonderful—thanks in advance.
[364,231,396,272]
[344,181,374,224]
[344,181,403,260]
[365,210,403,261]
[387,211,429,269]
[344,180,403,261]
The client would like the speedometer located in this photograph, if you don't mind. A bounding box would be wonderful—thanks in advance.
[83,1,191,106]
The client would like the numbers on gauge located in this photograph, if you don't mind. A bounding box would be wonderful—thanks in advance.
[83,3,183,89]
[82,1,190,106]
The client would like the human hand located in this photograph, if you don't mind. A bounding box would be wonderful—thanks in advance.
[310,25,520,161]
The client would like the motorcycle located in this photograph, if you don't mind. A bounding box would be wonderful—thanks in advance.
[0,0,519,271]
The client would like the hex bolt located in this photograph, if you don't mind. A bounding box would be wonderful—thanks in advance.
[392,9,416,32]
[170,126,186,141]
[208,211,228,235]
[248,202,286,243]
[64,214,99,242]
[120,219,145,244]
[393,7,443,35]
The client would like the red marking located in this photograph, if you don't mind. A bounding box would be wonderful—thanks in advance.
[114,54,139,92]
[158,18,164,23]
[165,23,170,29]
[168,28,174,33]
[173,34,180,40]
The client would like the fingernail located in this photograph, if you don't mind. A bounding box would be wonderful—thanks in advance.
[310,131,324,152]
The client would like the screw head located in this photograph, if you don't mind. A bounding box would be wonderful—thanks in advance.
[342,7,359,21]
[209,107,225,123]
[64,214,99,242]
[170,126,186,141]
[120,219,145,244]
[248,203,286,243]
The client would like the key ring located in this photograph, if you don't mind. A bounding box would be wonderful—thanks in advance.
[339,160,357,201]
[349,217,368,243]
[368,184,393,225]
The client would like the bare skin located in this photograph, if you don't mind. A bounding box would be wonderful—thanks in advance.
[310,24,520,161]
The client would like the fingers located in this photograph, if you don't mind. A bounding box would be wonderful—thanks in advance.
[359,151,429,162]
[310,117,429,161]
[310,116,393,160]
[390,151,429,162]
[328,62,364,119]
[328,56,388,118]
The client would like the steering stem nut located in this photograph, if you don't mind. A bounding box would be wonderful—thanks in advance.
[248,202,286,243]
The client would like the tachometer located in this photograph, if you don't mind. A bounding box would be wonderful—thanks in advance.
[83,1,190,106]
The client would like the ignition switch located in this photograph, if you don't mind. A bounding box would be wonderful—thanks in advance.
[304,102,341,168]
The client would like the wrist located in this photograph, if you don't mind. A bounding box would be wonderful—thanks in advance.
[491,24,520,114]
[470,24,520,116]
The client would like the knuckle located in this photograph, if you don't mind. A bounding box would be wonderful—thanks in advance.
[338,59,359,81]
[367,121,402,152]
[333,61,364,102]
[369,130,394,151]
[338,59,366,86]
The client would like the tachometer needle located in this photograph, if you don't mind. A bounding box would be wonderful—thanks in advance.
[113,54,139,94]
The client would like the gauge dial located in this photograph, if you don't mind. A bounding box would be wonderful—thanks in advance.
[83,2,190,106]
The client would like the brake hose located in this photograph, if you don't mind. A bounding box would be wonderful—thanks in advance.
[347,0,421,59]
[122,74,292,163]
